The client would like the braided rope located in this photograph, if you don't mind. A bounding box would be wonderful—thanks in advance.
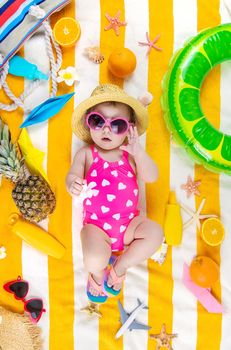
[0,4,62,112]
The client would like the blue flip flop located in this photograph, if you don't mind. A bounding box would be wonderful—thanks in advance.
[103,264,125,297]
[86,255,116,303]
[86,274,108,304]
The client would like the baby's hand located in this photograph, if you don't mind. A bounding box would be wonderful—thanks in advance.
[69,177,86,197]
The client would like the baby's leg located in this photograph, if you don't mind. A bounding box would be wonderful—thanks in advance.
[81,224,111,296]
[107,217,163,291]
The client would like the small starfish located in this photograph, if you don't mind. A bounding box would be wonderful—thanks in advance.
[80,302,102,318]
[104,10,127,36]
[150,323,177,350]
[181,175,201,198]
[181,198,217,230]
[138,32,162,55]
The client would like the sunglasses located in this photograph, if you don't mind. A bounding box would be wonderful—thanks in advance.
[86,112,132,135]
[3,276,45,323]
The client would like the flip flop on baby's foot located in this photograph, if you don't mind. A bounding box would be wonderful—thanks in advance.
[103,264,126,297]
[87,274,108,303]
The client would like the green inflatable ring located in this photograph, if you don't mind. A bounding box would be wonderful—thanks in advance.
[162,23,231,175]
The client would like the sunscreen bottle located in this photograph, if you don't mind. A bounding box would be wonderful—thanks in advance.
[8,213,65,259]
[9,55,48,80]
[164,191,183,245]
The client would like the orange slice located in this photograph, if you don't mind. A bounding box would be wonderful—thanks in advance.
[53,17,81,47]
[201,218,225,246]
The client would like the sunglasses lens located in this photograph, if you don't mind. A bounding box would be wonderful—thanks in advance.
[9,281,28,299]
[111,119,128,134]
[88,113,105,129]
[26,299,43,320]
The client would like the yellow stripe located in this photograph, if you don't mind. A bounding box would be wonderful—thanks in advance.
[146,0,174,348]
[0,48,24,313]
[99,0,126,88]
[196,1,222,349]
[48,4,75,349]
[99,0,125,348]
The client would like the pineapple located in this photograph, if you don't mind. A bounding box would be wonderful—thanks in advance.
[0,118,56,223]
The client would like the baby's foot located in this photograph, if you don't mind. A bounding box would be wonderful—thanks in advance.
[88,273,104,297]
[107,263,126,291]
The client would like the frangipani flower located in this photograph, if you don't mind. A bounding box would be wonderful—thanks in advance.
[74,182,98,206]
[0,246,6,259]
[57,66,80,86]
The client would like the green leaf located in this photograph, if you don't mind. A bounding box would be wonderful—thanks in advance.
[0,157,7,164]
[0,145,8,158]
[2,124,9,142]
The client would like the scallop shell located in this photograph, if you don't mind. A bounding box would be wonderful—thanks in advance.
[84,47,105,64]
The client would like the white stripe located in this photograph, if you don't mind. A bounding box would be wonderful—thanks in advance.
[171,1,198,349]
[123,0,149,349]
[23,33,50,349]
[73,1,101,349]
[219,2,231,349]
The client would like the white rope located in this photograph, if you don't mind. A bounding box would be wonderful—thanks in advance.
[0,59,9,87]
[0,4,62,112]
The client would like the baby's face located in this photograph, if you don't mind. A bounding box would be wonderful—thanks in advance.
[87,102,132,150]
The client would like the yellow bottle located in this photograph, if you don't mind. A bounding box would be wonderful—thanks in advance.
[164,191,183,245]
[8,213,66,259]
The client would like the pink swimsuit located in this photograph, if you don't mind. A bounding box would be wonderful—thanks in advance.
[83,145,139,251]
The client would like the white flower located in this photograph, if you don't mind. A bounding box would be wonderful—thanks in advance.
[0,246,6,259]
[74,182,97,206]
[57,66,80,86]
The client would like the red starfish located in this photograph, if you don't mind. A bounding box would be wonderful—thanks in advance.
[104,10,127,36]
[138,32,163,55]
[181,175,201,198]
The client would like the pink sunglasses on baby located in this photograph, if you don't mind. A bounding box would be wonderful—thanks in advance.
[86,112,132,135]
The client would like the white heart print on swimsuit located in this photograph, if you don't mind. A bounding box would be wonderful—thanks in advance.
[83,145,139,251]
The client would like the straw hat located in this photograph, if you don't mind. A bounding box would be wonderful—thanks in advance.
[0,306,42,350]
[72,84,149,143]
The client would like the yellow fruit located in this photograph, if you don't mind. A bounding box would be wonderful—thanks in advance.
[108,48,136,78]
[201,218,225,246]
[189,256,219,288]
[53,17,81,47]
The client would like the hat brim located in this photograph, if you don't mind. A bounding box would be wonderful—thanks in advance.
[72,92,148,143]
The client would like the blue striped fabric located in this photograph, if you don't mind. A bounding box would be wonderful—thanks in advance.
[0,0,45,42]
[0,0,70,69]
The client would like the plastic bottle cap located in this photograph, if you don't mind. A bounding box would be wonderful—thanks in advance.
[33,70,49,80]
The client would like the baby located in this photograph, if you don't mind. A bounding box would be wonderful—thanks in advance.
[66,84,163,303]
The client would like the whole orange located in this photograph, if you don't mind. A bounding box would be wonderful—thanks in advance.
[108,48,137,78]
[189,256,219,288]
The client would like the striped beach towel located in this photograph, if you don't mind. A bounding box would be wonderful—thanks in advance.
[1,1,231,349]
[0,0,70,69]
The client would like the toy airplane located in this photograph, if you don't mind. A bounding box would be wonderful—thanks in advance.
[115,299,151,339]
